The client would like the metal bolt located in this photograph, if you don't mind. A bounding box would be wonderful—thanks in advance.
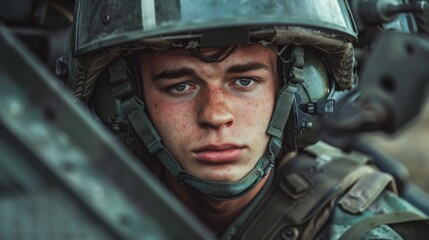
[281,227,298,240]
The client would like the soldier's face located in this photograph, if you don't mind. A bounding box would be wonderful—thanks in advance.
[139,44,278,182]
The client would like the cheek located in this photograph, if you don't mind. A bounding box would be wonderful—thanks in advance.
[241,88,276,129]
[143,85,175,130]
[258,96,275,117]
[147,99,194,144]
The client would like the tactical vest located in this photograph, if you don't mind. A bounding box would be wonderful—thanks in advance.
[225,142,429,240]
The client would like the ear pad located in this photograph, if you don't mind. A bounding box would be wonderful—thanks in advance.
[293,47,334,148]
[295,47,330,105]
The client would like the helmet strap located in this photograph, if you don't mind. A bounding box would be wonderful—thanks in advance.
[108,58,297,200]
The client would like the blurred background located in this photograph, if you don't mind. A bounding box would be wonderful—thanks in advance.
[366,99,429,193]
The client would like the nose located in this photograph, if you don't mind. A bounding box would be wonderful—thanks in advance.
[197,88,234,129]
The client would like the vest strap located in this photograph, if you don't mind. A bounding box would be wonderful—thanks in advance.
[339,211,429,240]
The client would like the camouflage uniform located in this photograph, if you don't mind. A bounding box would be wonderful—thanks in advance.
[220,142,428,240]
[317,191,426,239]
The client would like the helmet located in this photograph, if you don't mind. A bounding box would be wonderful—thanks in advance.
[63,0,357,199]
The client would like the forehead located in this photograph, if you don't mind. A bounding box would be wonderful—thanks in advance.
[138,44,277,69]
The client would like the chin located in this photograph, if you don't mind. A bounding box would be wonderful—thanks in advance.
[205,175,239,182]
[199,168,248,183]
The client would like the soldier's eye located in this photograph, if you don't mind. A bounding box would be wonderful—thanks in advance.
[236,78,253,86]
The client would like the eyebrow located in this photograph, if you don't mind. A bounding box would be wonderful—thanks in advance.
[151,61,271,82]
[152,68,197,82]
[227,62,271,74]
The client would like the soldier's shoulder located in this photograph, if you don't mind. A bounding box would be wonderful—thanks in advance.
[303,141,429,240]
[317,190,427,240]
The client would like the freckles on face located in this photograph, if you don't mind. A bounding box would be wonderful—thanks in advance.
[149,100,192,144]
[139,45,278,182]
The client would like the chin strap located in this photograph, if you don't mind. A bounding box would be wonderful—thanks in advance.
[109,59,297,200]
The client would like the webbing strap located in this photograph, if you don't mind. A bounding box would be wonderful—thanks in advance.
[267,84,297,139]
[179,154,273,199]
[338,172,396,214]
[339,211,429,240]
[108,59,184,176]
[121,96,164,154]
[120,96,184,177]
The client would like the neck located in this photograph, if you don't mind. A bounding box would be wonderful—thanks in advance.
[162,172,270,233]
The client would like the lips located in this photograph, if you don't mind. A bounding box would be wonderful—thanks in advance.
[192,144,244,163]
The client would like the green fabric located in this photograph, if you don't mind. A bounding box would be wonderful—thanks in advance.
[219,174,275,239]
[267,85,297,139]
[121,96,164,154]
[339,211,427,240]
[215,142,429,239]
[317,191,428,240]
[226,143,374,240]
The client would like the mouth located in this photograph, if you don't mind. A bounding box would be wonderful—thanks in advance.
[192,144,245,164]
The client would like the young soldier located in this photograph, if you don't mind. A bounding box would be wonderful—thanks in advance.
[64,0,428,239]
